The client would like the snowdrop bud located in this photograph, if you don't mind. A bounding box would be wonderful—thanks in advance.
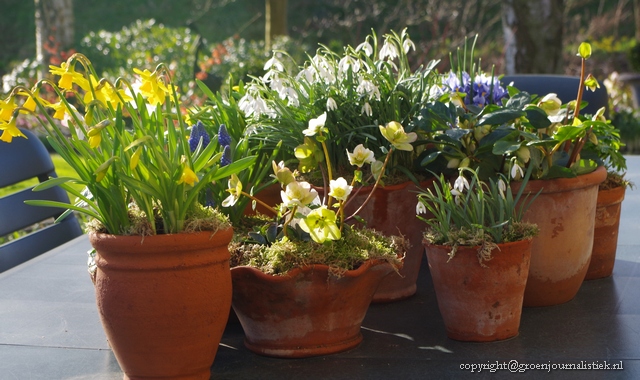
[416,201,427,215]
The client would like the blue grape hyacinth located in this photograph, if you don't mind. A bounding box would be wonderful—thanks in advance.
[188,121,210,152]
[218,124,232,148]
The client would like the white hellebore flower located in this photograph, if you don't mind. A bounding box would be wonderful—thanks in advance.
[361,102,373,117]
[347,144,375,168]
[281,181,319,208]
[326,97,338,111]
[416,201,427,215]
[538,93,562,116]
[329,177,353,201]
[303,112,328,136]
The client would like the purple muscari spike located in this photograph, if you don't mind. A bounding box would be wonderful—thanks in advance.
[188,121,210,152]
[220,145,232,167]
[218,124,232,147]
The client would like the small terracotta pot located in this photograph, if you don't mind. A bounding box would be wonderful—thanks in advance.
[243,182,281,216]
[230,259,395,358]
[318,179,435,302]
[512,166,606,307]
[425,239,532,342]
[90,229,233,380]
[585,185,626,280]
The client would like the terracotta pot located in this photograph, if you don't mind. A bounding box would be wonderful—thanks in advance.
[319,179,434,303]
[243,182,281,216]
[90,229,233,380]
[230,259,395,358]
[424,239,532,342]
[585,185,626,280]
[512,166,606,307]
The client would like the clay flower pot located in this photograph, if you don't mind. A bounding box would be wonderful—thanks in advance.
[230,259,395,358]
[585,185,626,280]
[322,179,435,302]
[512,166,606,307]
[424,239,533,342]
[89,228,233,380]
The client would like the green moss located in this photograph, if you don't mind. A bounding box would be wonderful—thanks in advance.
[230,223,406,275]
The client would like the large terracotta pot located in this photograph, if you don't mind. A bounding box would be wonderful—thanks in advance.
[230,259,395,358]
[585,185,626,280]
[90,229,233,380]
[425,239,532,342]
[512,166,606,307]
[324,179,434,303]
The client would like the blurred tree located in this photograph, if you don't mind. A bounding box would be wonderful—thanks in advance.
[502,0,565,74]
[266,0,287,50]
[34,0,74,79]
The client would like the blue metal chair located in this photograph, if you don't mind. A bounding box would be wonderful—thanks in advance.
[0,128,83,272]
[501,74,609,117]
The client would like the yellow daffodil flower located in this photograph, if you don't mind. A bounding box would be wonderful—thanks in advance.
[133,68,170,106]
[177,166,198,186]
[0,119,26,143]
[48,100,68,120]
[0,97,17,122]
[49,61,89,91]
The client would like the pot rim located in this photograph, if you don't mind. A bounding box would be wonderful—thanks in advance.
[231,258,392,282]
[511,165,606,194]
[89,227,234,251]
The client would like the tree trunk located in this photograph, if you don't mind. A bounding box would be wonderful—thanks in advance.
[634,0,640,41]
[34,0,74,79]
[502,0,564,74]
[265,0,287,51]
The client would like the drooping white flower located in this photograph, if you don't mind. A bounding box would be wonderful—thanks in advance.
[511,162,524,180]
[361,102,373,117]
[338,55,361,77]
[356,77,381,100]
[263,56,284,72]
[453,175,470,193]
[347,144,375,168]
[538,93,562,116]
[402,38,416,54]
[356,41,374,56]
[497,178,507,199]
[326,97,338,111]
[379,39,399,61]
[416,201,427,215]
[329,177,353,201]
[303,112,328,136]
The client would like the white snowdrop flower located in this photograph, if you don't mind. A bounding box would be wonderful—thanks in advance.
[453,175,469,193]
[263,56,284,72]
[356,41,374,56]
[403,38,416,54]
[416,201,427,215]
[379,39,399,61]
[361,102,373,117]
[511,162,524,180]
[498,178,507,199]
[326,97,338,111]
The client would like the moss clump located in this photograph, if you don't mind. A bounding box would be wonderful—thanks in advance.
[424,222,538,266]
[229,223,406,275]
[599,171,634,191]
[86,203,230,236]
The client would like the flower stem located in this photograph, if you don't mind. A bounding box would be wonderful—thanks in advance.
[344,149,393,222]
[241,191,279,216]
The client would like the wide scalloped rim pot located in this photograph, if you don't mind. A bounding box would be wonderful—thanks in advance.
[230,259,395,358]
[90,228,233,380]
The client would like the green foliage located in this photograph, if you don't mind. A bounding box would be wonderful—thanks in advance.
[628,41,640,72]
[80,19,198,93]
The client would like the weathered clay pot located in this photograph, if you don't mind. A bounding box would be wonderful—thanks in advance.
[90,229,233,380]
[512,166,606,307]
[424,239,533,342]
[585,185,626,280]
[230,259,395,358]
[323,179,434,303]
